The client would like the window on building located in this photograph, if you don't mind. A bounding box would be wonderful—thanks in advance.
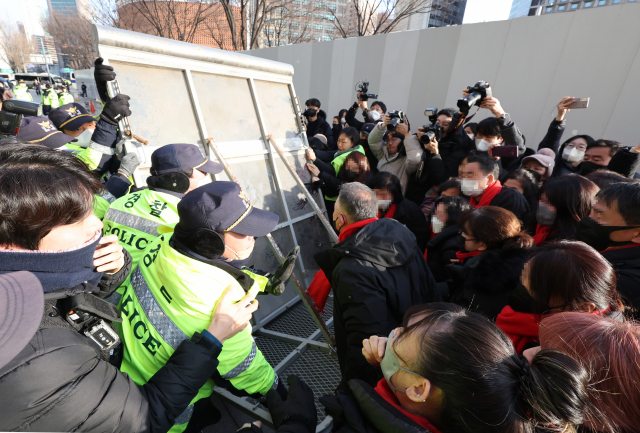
[329,4,336,9]
[558,4,565,9]
[323,35,333,41]
[571,2,578,8]
[291,21,299,27]
[548,0,554,3]
[325,25,334,31]
[326,14,335,20]
[314,24,323,29]
[302,0,309,4]
[315,1,324,7]
[584,1,592,6]
[545,6,553,11]
[277,7,287,13]
[292,32,299,36]
[304,23,312,28]
[598,0,606,4]
[613,0,620,3]
[263,29,274,34]
[314,13,322,18]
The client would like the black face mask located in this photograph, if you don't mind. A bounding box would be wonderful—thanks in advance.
[345,169,358,182]
[526,169,542,184]
[456,233,467,252]
[580,161,607,176]
[508,284,537,314]
[575,217,636,251]
[305,108,318,117]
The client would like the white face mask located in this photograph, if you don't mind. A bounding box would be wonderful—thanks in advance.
[461,178,486,197]
[475,138,492,152]
[377,199,392,210]
[562,147,585,163]
[369,110,381,122]
[340,118,346,125]
[73,128,94,148]
[225,244,254,261]
[467,134,474,140]
[431,216,445,234]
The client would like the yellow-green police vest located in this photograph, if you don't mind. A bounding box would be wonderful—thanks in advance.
[324,145,366,201]
[93,190,117,220]
[59,92,74,106]
[104,189,181,272]
[117,235,277,433]
[50,91,60,108]
[13,84,32,101]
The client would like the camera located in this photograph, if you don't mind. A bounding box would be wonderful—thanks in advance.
[419,124,443,146]
[355,80,378,102]
[386,110,406,131]
[0,99,42,137]
[424,107,438,124]
[457,80,492,113]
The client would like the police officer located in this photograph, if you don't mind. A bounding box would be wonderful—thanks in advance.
[44,84,60,111]
[41,83,52,114]
[58,85,74,105]
[103,143,224,284]
[118,181,299,433]
[13,79,33,101]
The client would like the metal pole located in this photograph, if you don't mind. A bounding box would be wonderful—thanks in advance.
[38,37,51,82]
[207,138,337,350]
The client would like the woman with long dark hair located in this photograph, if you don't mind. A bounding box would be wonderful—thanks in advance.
[533,174,599,245]
[497,240,624,353]
[447,206,533,320]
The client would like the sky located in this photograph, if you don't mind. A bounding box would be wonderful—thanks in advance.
[463,0,513,24]
[1,0,48,29]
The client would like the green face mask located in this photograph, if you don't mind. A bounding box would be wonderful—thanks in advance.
[380,329,427,395]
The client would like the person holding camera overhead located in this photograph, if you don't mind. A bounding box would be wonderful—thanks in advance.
[345,82,387,132]
[367,112,423,194]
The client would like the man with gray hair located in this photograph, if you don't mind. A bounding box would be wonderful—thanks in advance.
[313,183,440,391]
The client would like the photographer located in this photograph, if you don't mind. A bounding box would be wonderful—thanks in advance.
[367,113,423,194]
[345,93,387,132]
[425,108,475,180]
[404,124,450,206]
[303,98,334,150]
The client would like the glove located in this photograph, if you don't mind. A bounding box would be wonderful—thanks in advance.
[266,375,317,433]
[100,94,131,126]
[265,246,299,296]
[94,57,116,102]
[118,152,140,178]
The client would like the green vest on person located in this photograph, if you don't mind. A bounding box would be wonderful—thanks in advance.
[42,91,51,105]
[13,84,32,101]
[60,143,104,171]
[117,234,277,433]
[324,145,366,201]
[93,190,117,220]
[103,189,181,275]
[58,91,74,106]
[50,91,60,108]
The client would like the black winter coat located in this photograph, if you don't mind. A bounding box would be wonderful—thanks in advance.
[381,199,430,253]
[426,225,460,283]
[601,245,640,318]
[404,152,449,206]
[447,247,531,321]
[314,219,440,391]
[438,127,475,179]
[345,104,367,132]
[483,187,530,222]
[306,110,335,150]
[0,328,222,433]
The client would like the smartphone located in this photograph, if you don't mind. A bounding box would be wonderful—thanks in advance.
[492,145,519,158]
[567,98,589,109]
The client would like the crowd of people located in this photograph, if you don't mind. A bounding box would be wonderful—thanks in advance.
[1,56,640,433]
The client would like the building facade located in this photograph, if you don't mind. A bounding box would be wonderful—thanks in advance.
[510,0,532,18]
[524,0,636,17]
[47,0,89,16]
[401,0,467,30]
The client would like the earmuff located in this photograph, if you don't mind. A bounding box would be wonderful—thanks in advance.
[173,224,226,260]
[146,172,190,194]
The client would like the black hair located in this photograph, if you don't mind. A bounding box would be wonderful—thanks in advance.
[437,108,456,119]
[596,182,640,226]
[371,100,387,113]
[366,172,403,204]
[339,127,360,149]
[540,175,599,240]
[588,139,623,157]
[464,122,478,134]
[527,241,623,315]
[338,109,347,118]
[305,98,321,108]
[438,177,461,194]
[434,196,471,226]
[0,143,104,250]
[393,303,588,433]
[559,134,595,155]
[476,117,501,139]
[586,169,632,189]
[466,153,499,179]
[502,169,539,212]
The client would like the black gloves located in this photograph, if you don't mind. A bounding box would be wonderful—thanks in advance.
[100,94,131,126]
[94,57,116,102]
[266,246,299,296]
[266,375,317,433]
[118,153,140,178]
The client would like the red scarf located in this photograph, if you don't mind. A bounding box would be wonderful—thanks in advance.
[374,379,443,433]
[378,204,397,219]
[469,180,502,208]
[306,218,378,312]
[496,305,613,354]
[601,243,640,253]
[454,250,482,264]
[532,224,556,246]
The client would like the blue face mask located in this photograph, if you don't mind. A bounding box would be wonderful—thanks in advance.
[380,329,428,397]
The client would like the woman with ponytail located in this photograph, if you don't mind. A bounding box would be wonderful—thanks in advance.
[447,206,533,320]
[316,303,588,433]
[497,240,624,353]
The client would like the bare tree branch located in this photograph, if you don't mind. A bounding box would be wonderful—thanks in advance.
[0,20,32,73]
[42,10,96,70]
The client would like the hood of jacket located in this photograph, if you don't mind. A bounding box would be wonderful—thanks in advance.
[315,219,417,270]
[462,247,531,295]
